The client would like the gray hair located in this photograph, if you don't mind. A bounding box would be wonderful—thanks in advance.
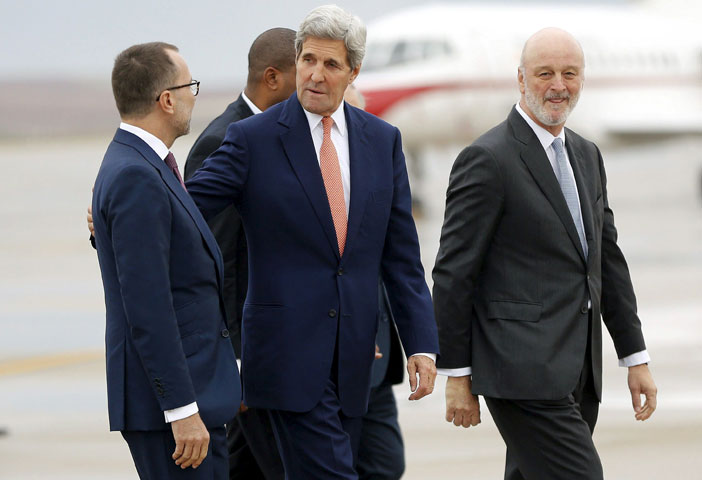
[295,4,366,71]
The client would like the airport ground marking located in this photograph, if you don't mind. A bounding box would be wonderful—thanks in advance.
[0,350,103,376]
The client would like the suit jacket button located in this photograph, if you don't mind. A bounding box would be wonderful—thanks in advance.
[221,329,230,338]
[337,268,344,276]
[581,306,588,314]
[328,309,337,318]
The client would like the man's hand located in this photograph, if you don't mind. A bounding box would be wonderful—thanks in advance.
[407,354,436,400]
[171,412,210,469]
[375,344,383,359]
[445,376,481,428]
[87,206,95,235]
[628,363,657,421]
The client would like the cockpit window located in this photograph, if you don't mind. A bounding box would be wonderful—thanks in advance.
[363,39,453,71]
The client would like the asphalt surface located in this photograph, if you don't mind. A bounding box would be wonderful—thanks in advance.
[1,135,700,479]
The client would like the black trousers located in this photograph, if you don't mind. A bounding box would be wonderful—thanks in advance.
[485,320,602,480]
[356,382,405,480]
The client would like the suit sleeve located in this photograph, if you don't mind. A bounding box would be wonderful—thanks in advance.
[379,128,439,357]
[105,165,196,410]
[184,134,222,180]
[596,147,647,358]
[185,122,250,220]
[432,145,504,369]
[185,132,246,357]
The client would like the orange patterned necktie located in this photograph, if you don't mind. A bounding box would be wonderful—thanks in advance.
[320,116,347,255]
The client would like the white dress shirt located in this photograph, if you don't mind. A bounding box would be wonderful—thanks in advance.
[303,102,351,215]
[118,122,198,422]
[437,105,649,378]
[241,91,263,115]
[301,103,436,366]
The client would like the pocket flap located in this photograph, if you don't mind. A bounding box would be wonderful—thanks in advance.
[488,301,542,322]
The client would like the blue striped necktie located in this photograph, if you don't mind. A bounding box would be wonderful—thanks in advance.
[552,138,587,258]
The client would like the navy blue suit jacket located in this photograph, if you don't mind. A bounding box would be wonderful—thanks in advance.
[187,94,439,416]
[92,129,241,431]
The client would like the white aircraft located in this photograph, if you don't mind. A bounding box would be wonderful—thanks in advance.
[355,2,702,151]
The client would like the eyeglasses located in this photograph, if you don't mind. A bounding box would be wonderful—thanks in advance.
[155,79,200,101]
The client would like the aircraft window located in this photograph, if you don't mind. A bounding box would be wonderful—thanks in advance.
[362,42,396,71]
[649,52,660,68]
[388,41,407,65]
[423,41,451,59]
[638,52,651,68]
[402,41,425,64]
[363,39,452,71]
[661,53,680,69]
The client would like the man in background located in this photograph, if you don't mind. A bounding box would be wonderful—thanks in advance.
[184,27,296,480]
[345,84,406,480]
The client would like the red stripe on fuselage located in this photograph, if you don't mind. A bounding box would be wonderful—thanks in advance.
[360,75,702,117]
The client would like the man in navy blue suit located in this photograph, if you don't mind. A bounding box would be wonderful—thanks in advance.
[92,42,241,479]
[186,5,440,479]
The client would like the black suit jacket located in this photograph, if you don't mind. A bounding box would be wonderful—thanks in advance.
[371,279,404,388]
[433,107,646,401]
[184,94,253,357]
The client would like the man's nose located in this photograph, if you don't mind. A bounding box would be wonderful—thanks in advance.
[550,74,567,91]
[310,63,325,83]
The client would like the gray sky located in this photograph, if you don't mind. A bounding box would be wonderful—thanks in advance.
[0,0,627,88]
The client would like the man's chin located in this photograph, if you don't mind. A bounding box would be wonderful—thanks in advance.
[300,98,327,115]
[540,109,569,127]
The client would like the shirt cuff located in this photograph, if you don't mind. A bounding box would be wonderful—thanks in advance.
[437,367,472,377]
[618,350,650,367]
[163,402,199,423]
[410,353,436,363]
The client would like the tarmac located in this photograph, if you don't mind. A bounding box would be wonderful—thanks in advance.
[1,134,701,479]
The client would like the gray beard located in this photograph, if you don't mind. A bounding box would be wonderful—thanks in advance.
[524,82,579,127]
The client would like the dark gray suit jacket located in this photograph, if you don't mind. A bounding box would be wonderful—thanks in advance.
[184,94,253,357]
[433,106,646,401]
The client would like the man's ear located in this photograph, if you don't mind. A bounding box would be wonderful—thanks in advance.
[264,67,280,90]
[156,90,176,114]
[349,64,361,84]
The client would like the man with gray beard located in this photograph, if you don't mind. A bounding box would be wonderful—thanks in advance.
[433,28,657,480]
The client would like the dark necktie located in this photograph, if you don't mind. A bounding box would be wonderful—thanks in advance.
[164,152,187,191]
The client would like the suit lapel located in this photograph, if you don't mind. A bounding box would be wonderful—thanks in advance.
[565,131,595,265]
[232,94,254,119]
[278,95,341,259]
[509,109,587,264]
[343,104,370,260]
[114,129,225,285]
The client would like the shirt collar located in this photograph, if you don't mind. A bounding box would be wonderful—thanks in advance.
[303,101,347,138]
[515,102,566,151]
[241,91,263,115]
[119,122,169,160]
